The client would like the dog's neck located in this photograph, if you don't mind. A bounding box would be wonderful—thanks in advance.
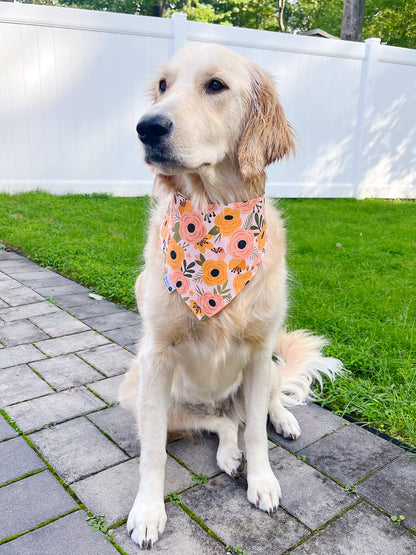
[154,157,266,212]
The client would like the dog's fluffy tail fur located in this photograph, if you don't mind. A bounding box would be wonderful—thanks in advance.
[275,329,343,407]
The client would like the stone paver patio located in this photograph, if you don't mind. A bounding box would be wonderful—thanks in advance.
[1,245,415,554]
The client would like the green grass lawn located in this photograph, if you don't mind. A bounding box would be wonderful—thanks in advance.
[0,192,415,447]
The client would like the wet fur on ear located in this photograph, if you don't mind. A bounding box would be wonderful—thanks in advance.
[238,65,295,181]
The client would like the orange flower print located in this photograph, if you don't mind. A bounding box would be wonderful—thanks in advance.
[166,238,184,271]
[160,214,169,240]
[215,208,242,237]
[257,224,266,251]
[197,292,226,317]
[228,258,246,273]
[169,270,190,295]
[179,211,207,244]
[233,271,253,294]
[195,234,214,253]
[201,260,228,286]
[227,229,254,258]
[189,300,205,318]
[178,199,193,214]
[233,198,259,214]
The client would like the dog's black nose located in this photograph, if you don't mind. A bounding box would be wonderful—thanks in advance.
[136,115,173,146]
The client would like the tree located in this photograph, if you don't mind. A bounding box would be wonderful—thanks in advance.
[20,0,416,49]
[341,0,365,41]
[364,0,416,49]
[167,1,287,31]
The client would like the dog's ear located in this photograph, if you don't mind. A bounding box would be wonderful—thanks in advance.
[238,66,295,181]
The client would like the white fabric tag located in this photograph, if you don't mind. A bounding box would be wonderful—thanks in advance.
[162,273,175,294]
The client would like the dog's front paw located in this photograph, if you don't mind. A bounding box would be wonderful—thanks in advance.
[247,471,281,515]
[217,444,244,478]
[270,407,301,440]
[127,499,167,549]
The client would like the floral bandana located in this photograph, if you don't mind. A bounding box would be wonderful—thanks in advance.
[160,192,266,319]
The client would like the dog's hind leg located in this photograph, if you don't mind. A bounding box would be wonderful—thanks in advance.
[269,329,343,439]
[119,358,140,415]
[269,364,301,440]
[168,406,243,478]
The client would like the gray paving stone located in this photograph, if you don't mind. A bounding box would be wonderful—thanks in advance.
[167,434,220,477]
[35,330,110,357]
[102,324,142,347]
[112,502,222,554]
[125,343,137,354]
[0,319,49,346]
[0,364,52,406]
[292,501,416,554]
[268,403,345,451]
[298,424,402,486]
[83,311,140,332]
[88,405,140,456]
[0,250,23,261]
[0,510,119,555]
[181,473,308,554]
[78,343,134,377]
[68,301,127,320]
[357,452,416,531]
[268,446,356,529]
[30,311,89,337]
[13,270,68,284]
[0,471,77,540]
[6,387,105,432]
[0,301,59,322]
[0,260,46,274]
[0,415,16,440]
[88,374,125,404]
[0,286,45,306]
[0,276,21,292]
[51,293,99,310]
[0,344,46,369]
[72,455,194,524]
[30,354,103,391]
[34,283,90,297]
[0,436,46,484]
[30,417,128,483]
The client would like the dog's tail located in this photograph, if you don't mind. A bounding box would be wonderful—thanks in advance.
[274,329,343,407]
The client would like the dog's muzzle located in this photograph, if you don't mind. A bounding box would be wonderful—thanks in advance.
[136,115,173,147]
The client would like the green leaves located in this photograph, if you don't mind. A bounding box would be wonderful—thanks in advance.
[86,514,108,532]
[167,492,181,506]
[191,473,209,484]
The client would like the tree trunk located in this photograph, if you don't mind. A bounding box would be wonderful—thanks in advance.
[151,0,166,17]
[278,0,286,33]
[341,0,366,42]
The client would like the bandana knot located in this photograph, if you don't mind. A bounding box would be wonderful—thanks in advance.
[161,193,266,319]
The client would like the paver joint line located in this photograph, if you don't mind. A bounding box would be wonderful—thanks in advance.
[1,252,415,553]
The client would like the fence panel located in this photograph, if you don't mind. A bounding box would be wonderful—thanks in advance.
[0,2,415,197]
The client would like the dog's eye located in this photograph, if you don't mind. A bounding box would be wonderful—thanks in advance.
[159,79,167,93]
[206,79,227,94]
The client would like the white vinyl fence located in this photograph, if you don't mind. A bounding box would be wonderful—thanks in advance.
[0,2,415,198]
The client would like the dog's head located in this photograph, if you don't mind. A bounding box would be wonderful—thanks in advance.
[137,44,294,192]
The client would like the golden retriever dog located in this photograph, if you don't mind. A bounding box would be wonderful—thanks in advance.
[119,44,342,549]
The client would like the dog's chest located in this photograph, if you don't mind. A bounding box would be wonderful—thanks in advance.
[170,337,250,404]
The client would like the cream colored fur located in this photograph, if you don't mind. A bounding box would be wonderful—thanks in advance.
[119,44,342,549]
